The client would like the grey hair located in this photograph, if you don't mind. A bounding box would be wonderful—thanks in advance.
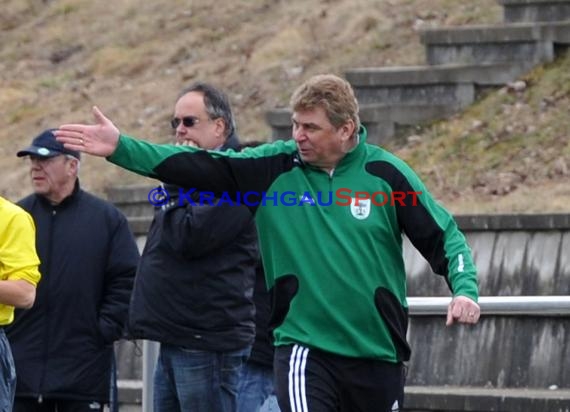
[65,154,80,173]
[178,82,236,139]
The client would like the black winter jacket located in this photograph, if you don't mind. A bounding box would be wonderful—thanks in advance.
[127,134,258,351]
[7,183,139,402]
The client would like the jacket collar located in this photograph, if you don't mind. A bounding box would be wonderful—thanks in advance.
[337,125,367,170]
[36,179,81,208]
[221,131,240,151]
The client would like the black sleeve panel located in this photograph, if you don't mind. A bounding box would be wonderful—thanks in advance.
[153,151,297,212]
[366,161,451,288]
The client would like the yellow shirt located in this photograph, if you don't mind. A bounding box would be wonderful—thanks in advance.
[0,196,41,325]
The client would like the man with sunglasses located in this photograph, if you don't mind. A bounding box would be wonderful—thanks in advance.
[7,129,139,412]
[126,82,257,412]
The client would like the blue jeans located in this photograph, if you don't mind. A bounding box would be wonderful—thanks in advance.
[237,363,280,412]
[0,329,16,412]
[154,344,251,412]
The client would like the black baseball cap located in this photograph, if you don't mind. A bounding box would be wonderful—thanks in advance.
[17,129,81,160]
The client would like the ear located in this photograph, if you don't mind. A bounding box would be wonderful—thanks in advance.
[339,119,356,142]
[214,118,226,142]
[67,158,79,176]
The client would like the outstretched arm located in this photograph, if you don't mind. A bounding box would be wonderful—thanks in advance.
[56,106,298,200]
[55,106,120,157]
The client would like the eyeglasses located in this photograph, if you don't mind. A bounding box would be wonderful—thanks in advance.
[171,116,200,129]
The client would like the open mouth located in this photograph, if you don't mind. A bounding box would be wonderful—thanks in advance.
[176,139,199,148]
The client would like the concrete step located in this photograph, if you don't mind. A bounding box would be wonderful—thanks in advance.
[359,103,457,125]
[346,63,529,111]
[350,76,475,109]
[106,185,155,204]
[106,185,155,228]
[499,0,570,23]
[265,104,455,145]
[404,385,570,411]
[420,21,570,65]
[346,62,529,88]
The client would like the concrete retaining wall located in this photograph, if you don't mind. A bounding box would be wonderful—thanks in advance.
[405,214,570,390]
[499,0,570,23]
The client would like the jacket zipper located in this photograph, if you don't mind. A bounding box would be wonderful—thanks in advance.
[37,207,56,399]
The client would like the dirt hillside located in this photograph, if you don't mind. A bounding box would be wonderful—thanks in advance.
[1,0,567,213]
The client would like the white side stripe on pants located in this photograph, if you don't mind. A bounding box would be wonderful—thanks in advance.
[288,344,309,412]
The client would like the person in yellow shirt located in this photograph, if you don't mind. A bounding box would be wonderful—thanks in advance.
[0,195,41,411]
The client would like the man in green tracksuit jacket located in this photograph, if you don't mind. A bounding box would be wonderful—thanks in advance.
[56,74,480,412]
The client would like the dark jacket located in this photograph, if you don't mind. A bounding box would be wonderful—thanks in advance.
[7,182,139,402]
[248,263,274,368]
[127,133,258,351]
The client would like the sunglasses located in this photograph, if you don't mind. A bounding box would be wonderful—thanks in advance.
[171,116,199,129]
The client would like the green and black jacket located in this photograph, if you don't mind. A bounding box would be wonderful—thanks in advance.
[110,126,478,362]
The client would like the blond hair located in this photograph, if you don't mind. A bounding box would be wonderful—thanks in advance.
[290,74,360,134]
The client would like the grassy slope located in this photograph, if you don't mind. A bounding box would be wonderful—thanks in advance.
[392,54,570,213]
[1,0,567,213]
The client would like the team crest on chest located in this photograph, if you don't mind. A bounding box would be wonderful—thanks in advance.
[350,198,370,220]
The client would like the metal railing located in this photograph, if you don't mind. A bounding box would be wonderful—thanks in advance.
[408,295,570,316]
[135,295,570,411]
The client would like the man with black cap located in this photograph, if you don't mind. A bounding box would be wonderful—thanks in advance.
[7,129,140,412]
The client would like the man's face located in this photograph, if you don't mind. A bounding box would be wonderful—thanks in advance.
[172,91,225,150]
[29,155,77,202]
[292,106,351,169]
